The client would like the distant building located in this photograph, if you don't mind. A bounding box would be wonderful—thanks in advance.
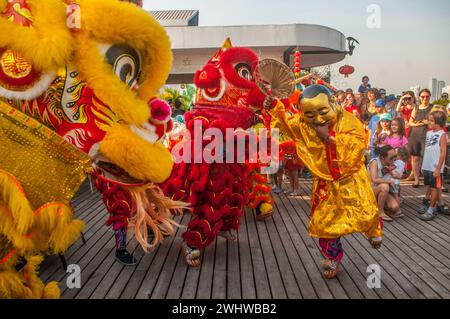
[430,78,438,101]
[410,86,421,98]
[149,10,351,84]
[437,81,446,97]
[150,10,199,27]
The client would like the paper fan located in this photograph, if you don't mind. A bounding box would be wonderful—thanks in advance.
[255,59,295,99]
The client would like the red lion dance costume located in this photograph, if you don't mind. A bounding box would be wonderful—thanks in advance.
[162,39,274,266]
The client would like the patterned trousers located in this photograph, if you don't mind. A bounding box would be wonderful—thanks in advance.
[319,238,344,262]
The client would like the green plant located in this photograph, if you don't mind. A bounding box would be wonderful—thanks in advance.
[432,98,450,107]
[160,87,190,111]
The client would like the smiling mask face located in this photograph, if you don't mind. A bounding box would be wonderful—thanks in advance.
[300,85,340,127]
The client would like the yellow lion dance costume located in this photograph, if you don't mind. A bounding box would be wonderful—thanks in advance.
[0,0,181,298]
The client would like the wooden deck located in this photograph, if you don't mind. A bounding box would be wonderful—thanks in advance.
[40,179,450,299]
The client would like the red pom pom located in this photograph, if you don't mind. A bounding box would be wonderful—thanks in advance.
[149,98,171,124]
[316,79,325,85]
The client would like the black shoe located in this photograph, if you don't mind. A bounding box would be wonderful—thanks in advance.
[418,206,428,215]
[419,210,438,221]
[437,204,450,215]
[115,249,137,266]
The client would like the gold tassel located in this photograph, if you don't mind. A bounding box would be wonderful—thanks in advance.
[0,205,35,254]
[0,170,34,235]
[32,203,85,254]
[0,256,60,299]
[128,184,188,253]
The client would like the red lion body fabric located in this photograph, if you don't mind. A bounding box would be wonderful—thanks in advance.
[162,42,267,249]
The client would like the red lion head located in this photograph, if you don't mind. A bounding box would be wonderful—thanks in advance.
[193,38,266,111]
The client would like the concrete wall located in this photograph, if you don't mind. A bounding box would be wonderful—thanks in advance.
[164,24,348,83]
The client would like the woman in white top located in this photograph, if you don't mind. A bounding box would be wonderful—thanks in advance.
[368,145,402,221]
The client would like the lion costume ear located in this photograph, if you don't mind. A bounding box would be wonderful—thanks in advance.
[0,0,73,100]
[70,0,172,125]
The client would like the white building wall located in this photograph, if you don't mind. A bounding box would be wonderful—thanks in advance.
[437,81,446,98]
[430,78,438,101]
[410,86,421,98]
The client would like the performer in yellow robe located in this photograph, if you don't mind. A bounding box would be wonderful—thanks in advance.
[269,85,382,279]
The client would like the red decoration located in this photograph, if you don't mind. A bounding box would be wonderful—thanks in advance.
[149,98,172,124]
[1,0,33,27]
[301,79,311,86]
[293,50,302,75]
[339,65,355,78]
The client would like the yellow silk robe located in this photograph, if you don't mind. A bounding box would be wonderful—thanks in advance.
[271,102,382,239]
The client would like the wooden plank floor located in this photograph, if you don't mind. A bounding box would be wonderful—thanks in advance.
[41,178,450,299]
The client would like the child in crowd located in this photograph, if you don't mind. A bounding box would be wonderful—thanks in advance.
[373,113,392,157]
[385,95,398,119]
[420,111,449,221]
[271,165,284,194]
[368,99,387,158]
[343,93,361,119]
[284,153,303,196]
[382,147,409,215]
[385,118,408,149]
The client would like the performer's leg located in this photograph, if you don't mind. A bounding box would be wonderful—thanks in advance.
[182,213,223,267]
[218,207,242,241]
[319,238,343,279]
[114,227,137,266]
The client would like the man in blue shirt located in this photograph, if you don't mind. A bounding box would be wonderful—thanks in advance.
[358,76,371,94]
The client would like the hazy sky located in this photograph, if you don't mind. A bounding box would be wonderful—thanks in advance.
[144,0,450,95]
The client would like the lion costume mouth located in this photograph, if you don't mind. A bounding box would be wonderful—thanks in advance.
[93,161,145,187]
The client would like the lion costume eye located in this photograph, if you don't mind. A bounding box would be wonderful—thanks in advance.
[234,63,253,81]
[103,44,142,88]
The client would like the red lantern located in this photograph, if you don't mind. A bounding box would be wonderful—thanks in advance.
[339,65,355,78]
[293,50,302,75]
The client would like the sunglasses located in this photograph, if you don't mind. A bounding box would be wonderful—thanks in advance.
[420,95,430,98]
[387,156,397,161]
